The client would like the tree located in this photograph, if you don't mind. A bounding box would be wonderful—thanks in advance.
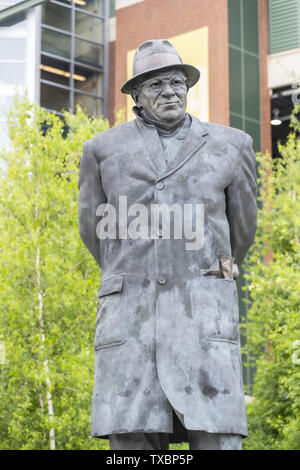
[0,98,111,450]
[242,105,300,450]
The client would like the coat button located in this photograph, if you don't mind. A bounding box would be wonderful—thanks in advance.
[158,278,166,285]
[156,181,165,190]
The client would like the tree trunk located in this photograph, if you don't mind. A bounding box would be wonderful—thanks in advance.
[36,243,56,450]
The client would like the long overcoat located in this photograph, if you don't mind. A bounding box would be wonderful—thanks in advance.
[78,113,257,441]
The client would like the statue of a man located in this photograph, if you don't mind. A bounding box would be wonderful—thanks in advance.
[78,39,257,450]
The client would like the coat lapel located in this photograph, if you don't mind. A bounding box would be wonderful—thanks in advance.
[135,116,167,176]
[160,115,209,181]
[135,113,209,181]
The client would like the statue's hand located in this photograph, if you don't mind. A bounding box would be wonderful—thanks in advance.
[233,264,239,280]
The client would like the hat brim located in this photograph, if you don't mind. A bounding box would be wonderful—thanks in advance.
[121,63,200,94]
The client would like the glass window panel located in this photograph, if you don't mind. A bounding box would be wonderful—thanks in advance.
[229,47,242,115]
[243,0,258,54]
[230,113,243,131]
[42,2,71,32]
[42,27,71,59]
[75,38,103,66]
[228,0,241,47]
[75,11,103,42]
[74,92,102,116]
[244,53,260,121]
[41,55,71,87]
[75,0,103,16]
[0,38,25,60]
[245,119,261,152]
[40,83,71,112]
[110,0,115,17]
[74,65,102,96]
[0,63,25,85]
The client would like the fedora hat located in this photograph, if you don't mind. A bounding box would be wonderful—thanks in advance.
[121,39,200,94]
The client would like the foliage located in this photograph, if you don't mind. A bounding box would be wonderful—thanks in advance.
[242,105,300,450]
[0,97,111,449]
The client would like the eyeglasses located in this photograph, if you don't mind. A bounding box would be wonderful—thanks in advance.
[140,76,187,93]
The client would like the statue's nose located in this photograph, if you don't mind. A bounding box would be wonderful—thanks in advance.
[161,83,175,97]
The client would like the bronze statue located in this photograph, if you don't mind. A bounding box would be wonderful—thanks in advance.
[78,39,257,450]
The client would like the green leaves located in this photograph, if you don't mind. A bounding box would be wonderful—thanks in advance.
[0,97,110,449]
[243,106,300,450]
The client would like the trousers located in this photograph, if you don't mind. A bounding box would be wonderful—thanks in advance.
[109,431,242,450]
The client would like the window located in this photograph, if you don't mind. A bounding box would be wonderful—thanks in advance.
[42,2,72,32]
[74,64,102,95]
[40,0,106,116]
[41,28,71,59]
[0,6,28,152]
[41,82,71,112]
[40,55,71,87]
[268,0,300,54]
[228,0,261,394]
[228,0,261,151]
[74,38,103,66]
[74,92,102,115]
[75,0,103,16]
[75,10,103,42]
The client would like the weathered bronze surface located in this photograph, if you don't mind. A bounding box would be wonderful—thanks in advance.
[78,39,257,449]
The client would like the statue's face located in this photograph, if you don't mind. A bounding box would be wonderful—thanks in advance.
[134,69,188,125]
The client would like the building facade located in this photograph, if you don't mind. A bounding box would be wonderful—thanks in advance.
[0,2,38,147]
[109,0,268,155]
[0,0,110,143]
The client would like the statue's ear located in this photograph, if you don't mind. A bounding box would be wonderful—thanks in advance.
[131,88,139,105]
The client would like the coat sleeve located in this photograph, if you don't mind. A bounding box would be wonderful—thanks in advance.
[78,139,107,267]
[225,134,257,266]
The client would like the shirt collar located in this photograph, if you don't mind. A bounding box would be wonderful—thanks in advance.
[132,106,190,137]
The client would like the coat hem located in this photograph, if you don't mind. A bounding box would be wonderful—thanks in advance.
[91,427,248,441]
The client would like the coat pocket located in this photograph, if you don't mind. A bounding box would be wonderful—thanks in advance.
[190,276,239,344]
[94,273,126,350]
